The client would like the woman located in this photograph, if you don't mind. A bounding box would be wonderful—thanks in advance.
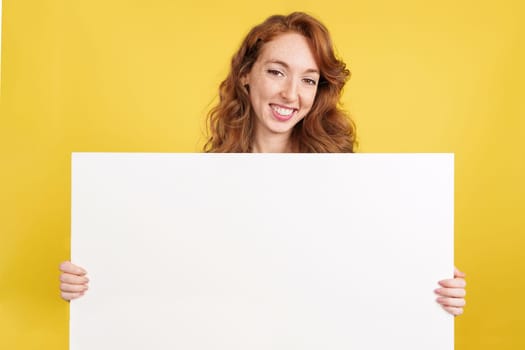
[59,12,467,316]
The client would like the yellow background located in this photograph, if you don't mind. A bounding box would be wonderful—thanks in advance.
[1,0,524,348]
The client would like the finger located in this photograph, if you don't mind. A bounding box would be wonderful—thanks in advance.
[438,278,466,288]
[434,287,466,298]
[441,305,464,316]
[60,273,89,285]
[60,283,88,293]
[61,291,85,301]
[59,261,87,275]
[436,297,466,308]
[454,267,466,278]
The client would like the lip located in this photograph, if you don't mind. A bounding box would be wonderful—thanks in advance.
[269,104,297,122]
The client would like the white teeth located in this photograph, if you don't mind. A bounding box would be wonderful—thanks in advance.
[271,105,295,116]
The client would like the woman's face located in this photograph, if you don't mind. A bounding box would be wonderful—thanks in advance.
[243,32,320,139]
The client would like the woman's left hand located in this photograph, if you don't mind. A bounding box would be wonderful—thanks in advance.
[435,267,466,316]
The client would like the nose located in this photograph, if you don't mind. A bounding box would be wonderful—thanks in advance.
[280,78,299,102]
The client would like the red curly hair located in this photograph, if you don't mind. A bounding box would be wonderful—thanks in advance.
[204,12,356,153]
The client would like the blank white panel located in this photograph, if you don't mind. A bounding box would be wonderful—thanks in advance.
[71,153,453,350]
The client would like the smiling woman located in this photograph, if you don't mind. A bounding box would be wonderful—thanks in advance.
[242,33,320,151]
[59,11,467,317]
[205,12,355,153]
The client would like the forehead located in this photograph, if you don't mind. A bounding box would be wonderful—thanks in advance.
[257,32,319,72]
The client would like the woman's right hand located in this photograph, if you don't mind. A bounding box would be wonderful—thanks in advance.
[59,261,89,301]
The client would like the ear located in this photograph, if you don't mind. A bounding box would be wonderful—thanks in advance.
[240,74,249,87]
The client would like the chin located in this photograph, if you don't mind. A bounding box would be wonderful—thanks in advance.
[268,117,303,133]
[266,123,296,135]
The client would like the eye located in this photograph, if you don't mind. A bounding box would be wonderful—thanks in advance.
[303,78,317,86]
[267,69,284,76]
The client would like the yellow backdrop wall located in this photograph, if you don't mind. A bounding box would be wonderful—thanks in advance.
[1,0,524,348]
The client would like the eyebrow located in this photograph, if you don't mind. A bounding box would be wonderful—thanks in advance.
[264,59,320,75]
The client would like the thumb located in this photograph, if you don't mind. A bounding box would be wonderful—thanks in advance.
[454,266,466,278]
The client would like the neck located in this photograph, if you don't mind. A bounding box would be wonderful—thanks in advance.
[252,129,292,153]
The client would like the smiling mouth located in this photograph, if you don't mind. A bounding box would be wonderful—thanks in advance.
[270,104,297,121]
